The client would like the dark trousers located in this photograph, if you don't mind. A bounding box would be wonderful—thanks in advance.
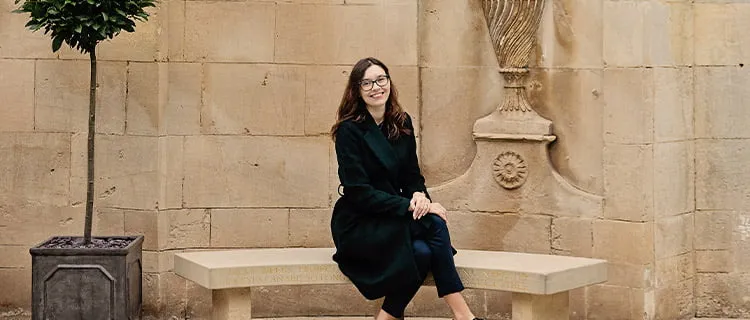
[381,214,465,318]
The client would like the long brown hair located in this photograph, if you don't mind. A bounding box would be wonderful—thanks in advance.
[330,57,411,141]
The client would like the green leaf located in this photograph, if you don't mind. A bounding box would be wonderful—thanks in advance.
[29,24,43,31]
[101,12,108,21]
[52,36,64,52]
[74,25,82,33]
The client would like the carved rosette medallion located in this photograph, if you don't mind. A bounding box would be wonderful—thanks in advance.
[492,151,528,189]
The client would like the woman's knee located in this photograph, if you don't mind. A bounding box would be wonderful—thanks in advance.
[426,214,447,232]
[412,240,432,268]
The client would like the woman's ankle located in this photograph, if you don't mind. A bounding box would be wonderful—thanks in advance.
[375,308,399,320]
[452,312,476,320]
[442,292,474,320]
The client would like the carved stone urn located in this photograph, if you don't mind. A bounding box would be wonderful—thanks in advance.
[473,0,551,137]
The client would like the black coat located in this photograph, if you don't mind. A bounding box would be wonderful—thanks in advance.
[331,112,434,300]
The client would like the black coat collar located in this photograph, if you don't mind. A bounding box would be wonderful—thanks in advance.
[356,112,399,175]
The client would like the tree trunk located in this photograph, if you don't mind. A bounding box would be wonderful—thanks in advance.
[84,48,97,245]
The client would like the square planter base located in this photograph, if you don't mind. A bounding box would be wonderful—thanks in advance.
[30,235,144,320]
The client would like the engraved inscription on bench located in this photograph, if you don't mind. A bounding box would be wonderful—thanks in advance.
[217,264,349,287]
[457,268,533,292]
[215,264,537,292]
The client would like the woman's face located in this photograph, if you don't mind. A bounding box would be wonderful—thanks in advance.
[359,65,390,109]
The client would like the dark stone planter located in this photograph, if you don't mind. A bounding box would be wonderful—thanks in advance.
[30,235,144,320]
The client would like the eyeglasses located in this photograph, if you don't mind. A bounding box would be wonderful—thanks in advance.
[359,75,390,91]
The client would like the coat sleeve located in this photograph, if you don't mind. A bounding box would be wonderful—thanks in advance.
[400,114,431,200]
[336,122,412,217]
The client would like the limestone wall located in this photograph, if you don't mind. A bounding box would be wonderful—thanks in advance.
[692,2,750,318]
[0,0,749,319]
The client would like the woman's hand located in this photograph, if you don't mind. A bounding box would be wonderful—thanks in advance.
[428,202,448,222]
[410,192,431,220]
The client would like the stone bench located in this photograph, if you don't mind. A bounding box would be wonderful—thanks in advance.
[174,248,607,320]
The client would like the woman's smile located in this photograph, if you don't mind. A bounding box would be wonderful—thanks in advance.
[369,91,385,99]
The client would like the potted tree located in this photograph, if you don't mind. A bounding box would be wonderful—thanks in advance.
[13,0,155,318]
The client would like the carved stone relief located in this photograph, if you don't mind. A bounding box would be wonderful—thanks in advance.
[492,151,528,189]
[474,0,551,136]
[431,0,602,218]
[481,0,545,114]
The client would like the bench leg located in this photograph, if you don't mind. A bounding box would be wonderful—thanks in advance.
[212,288,253,320]
[512,292,569,320]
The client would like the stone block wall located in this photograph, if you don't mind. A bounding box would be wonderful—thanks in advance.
[531,1,695,319]
[1,0,749,319]
[693,2,750,318]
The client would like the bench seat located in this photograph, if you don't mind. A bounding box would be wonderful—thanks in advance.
[174,248,607,320]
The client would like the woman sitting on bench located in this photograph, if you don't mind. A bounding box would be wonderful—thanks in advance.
[330,57,482,320]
